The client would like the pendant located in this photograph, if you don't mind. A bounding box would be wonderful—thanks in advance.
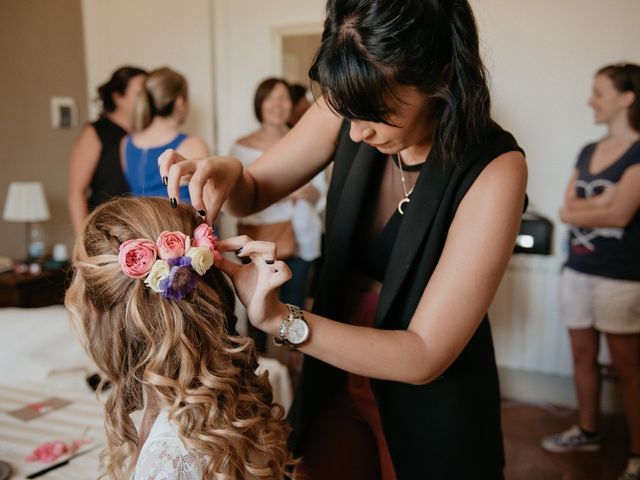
[398,197,410,215]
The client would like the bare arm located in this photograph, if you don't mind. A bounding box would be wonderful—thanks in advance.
[159,98,342,225]
[559,164,640,228]
[68,125,101,235]
[220,151,527,385]
[236,98,342,212]
[177,136,210,158]
[562,169,612,211]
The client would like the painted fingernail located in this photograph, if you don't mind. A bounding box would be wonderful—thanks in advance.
[170,198,177,208]
[198,209,206,217]
[162,176,168,186]
[235,247,243,255]
[265,260,275,265]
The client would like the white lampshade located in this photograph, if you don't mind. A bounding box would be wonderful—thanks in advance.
[3,182,50,222]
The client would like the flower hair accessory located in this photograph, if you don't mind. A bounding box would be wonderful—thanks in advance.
[118,224,223,301]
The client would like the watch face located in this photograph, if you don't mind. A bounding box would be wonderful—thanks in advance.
[286,317,309,345]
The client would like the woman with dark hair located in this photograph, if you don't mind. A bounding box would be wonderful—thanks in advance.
[542,63,640,480]
[68,65,146,235]
[160,1,527,478]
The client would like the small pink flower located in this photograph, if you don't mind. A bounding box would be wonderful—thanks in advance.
[156,231,191,260]
[193,224,222,266]
[26,440,69,463]
[193,224,217,252]
[119,239,157,279]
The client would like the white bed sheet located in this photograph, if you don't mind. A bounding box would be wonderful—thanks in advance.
[0,306,94,384]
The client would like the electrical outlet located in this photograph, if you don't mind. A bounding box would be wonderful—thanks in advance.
[50,96,77,129]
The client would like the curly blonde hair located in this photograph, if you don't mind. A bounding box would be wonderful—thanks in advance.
[65,197,295,479]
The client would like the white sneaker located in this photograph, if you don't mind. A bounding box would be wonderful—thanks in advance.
[619,457,640,480]
[541,424,603,453]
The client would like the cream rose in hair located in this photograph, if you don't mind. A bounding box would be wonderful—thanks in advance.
[187,246,214,275]
[144,259,171,292]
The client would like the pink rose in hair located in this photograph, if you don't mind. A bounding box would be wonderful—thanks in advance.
[193,223,222,266]
[156,231,191,260]
[118,239,158,279]
[193,224,217,253]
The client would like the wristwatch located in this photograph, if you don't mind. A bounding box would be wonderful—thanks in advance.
[273,303,310,349]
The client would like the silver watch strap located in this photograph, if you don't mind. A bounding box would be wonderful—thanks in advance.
[273,304,301,349]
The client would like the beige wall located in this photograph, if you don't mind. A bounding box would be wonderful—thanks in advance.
[81,0,216,149]
[212,0,325,155]
[283,34,322,86]
[0,0,87,260]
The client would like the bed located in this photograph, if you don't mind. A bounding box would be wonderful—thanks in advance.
[0,306,292,478]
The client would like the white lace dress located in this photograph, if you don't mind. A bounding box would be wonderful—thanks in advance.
[132,409,204,480]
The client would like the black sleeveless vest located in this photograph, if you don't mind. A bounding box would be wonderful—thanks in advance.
[287,120,524,479]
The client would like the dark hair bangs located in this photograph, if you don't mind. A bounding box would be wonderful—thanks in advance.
[310,37,398,125]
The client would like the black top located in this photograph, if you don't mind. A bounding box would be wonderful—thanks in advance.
[352,155,424,282]
[87,117,130,210]
[565,140,640,281]
[288,120,525,479]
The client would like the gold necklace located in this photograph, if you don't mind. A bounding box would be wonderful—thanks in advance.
[394,153,415,215]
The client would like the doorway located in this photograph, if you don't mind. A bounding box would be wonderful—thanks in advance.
[272,23,322,88]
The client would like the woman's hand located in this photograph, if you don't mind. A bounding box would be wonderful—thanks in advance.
[158,149,244,225]
[215,236,291,336]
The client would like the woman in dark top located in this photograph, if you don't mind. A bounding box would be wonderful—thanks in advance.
[542,63,640,480]
[160,1,527,478]
[68,65,146,235]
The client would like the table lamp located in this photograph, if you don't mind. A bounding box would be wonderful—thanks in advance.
[3,182,50,261]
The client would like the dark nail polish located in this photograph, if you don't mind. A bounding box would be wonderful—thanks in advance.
[198,209,206,217]
[265,260,275,265]
[162,176,168,186]
[170,198,177,208]
[235,247,243,255]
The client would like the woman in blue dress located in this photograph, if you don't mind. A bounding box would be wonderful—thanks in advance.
[123,67,209,205]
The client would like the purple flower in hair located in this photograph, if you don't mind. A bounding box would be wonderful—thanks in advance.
[159,256,197,301]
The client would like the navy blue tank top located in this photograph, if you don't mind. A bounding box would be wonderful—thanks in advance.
[124,133,191,201]
[565,140,640,280]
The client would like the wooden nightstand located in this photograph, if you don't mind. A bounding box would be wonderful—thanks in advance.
[0,267,70,308]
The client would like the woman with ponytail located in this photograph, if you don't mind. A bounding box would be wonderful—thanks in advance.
[68,65,146,235]
[160,1,527,477]
[66,196,295,479]
[123,67,208,203]
[542,63,640,480]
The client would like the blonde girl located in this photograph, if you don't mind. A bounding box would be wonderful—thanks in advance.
[65,197,294,479]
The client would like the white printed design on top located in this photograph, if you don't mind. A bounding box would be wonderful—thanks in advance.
[570,179,623,252]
